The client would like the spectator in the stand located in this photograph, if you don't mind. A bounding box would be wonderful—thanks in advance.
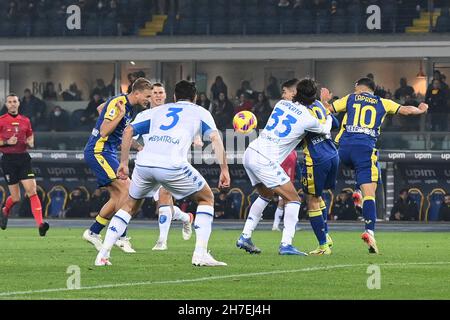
[48,106,69,132]
[127,72,138,94]
[196,93,211,111]
[62,83,82,101]
[65,188,90,218]
[81,93,104,127]
[332,190,359,220]
[266,76,281,100]
[425,79,448,131]
[20,89,46,126]
[214,190,229,219]
[236,80,256,101]
[439,194,450,221]
[390,188,419,221]
[91,78,114,99]
[367,73,387,98]
[210,76,228,101]
[395,77,415,101]
[43,82,58,101]
[235,93,254,113]
[252,92,272,129]
[210,92,234,130]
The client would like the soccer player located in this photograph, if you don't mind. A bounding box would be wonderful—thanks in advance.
[132,83,194,251]
[236,79,332,256]
[94,80,230,266]
[0,94,49,236]
[82,78,152,253]
[294,79,340,255]
[321,77,428,253]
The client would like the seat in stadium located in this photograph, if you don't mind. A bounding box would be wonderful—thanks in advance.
[74,186,91,202]
[45,185,68,218]
[227,188,245,219]
[330,9,347,34]
[426,188,446,222]
[408,188,425,221]
[322,189,334,220]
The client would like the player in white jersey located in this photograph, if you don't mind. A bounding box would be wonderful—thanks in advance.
[95,80,230,266]
[237,79,332,256]
[132,83,193,250]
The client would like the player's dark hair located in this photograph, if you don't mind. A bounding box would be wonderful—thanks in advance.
[356,77,376,92]
[151,82,164,89]
[174,80,197,102]
[293,78,317,105]
[281,78,299,90]
[6,93,19,99]
[132,78,152,92]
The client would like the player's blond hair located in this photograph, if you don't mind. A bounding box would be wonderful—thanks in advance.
[132,78,152,92]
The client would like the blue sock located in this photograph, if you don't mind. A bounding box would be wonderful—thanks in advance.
[90,215,109,234]
[309,210,327,246]
[363,197,376,232]
[321,208,328,234]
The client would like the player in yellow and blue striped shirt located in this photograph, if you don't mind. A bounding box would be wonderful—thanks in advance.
[82,78,152,253]
[321,77,428,254]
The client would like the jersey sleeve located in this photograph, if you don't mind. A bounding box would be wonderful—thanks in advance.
[132,112,144,139]
[104,96,126,121]
[381,98,401,115]
[200,108,218,137]
[131,112,151,136]
[331,95,350,113]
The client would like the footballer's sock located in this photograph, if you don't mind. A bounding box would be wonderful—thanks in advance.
[172,206,190,223]
[121,229,127,237]
[308,209,327,246]
[99,209,131,258]
[90,215,109,234]
[281,201,300,245]
[2,196,17,217]
[158,205,173,243]
[273,207,284,229]
[363,196,376,235]
[194,205,214,255]
[320,199,329,234]
[242,196,270,238]
[29,194,43,226]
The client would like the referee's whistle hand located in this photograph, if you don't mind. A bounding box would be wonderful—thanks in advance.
[7,136,18,145]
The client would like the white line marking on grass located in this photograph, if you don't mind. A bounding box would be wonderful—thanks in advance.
[1,261,449,297]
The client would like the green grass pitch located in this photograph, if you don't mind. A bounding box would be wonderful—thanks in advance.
[0,227,449,300]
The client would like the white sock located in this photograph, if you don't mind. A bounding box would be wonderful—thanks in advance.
[194,205,214,255]
[99,209,131,258]
[242,196,270,238]
[172,206,190,223]
[273,207,284,229]
[281,202,300,245]
[158,205,173,243]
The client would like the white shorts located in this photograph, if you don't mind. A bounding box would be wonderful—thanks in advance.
[129,164,207,200]
[243,147,290,189]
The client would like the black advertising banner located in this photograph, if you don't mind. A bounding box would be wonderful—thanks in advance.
[395,163,450,196]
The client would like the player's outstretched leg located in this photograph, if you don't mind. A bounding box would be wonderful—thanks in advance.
[360,183,379,254]
[191,186,227,266]
[272,198,284,231]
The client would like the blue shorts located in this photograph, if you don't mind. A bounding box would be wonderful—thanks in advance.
[84,151,119,187]
[302,156,339,196]
[338,144,381,186]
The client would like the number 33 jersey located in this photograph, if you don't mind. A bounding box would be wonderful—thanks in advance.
[332,92,401,148]
[131,101,217,168]
[248,100,331,164]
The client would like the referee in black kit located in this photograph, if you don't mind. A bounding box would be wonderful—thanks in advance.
[0,93,49,236]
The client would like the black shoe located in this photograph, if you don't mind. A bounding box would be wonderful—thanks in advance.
[39,222,49,236]
[0,209,8,230]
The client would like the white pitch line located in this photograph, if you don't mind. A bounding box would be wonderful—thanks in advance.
[1,261,449,298]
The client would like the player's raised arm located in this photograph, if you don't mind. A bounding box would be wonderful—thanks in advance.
[303,106,332,135]
[397,102,429,115]
[99,99,126,138]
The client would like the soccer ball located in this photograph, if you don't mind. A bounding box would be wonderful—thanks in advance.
[233,111,257,134]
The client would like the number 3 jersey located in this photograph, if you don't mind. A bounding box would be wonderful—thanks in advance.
[131,101,217,168]
[332,92,400,149]
[248,99,331,164]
